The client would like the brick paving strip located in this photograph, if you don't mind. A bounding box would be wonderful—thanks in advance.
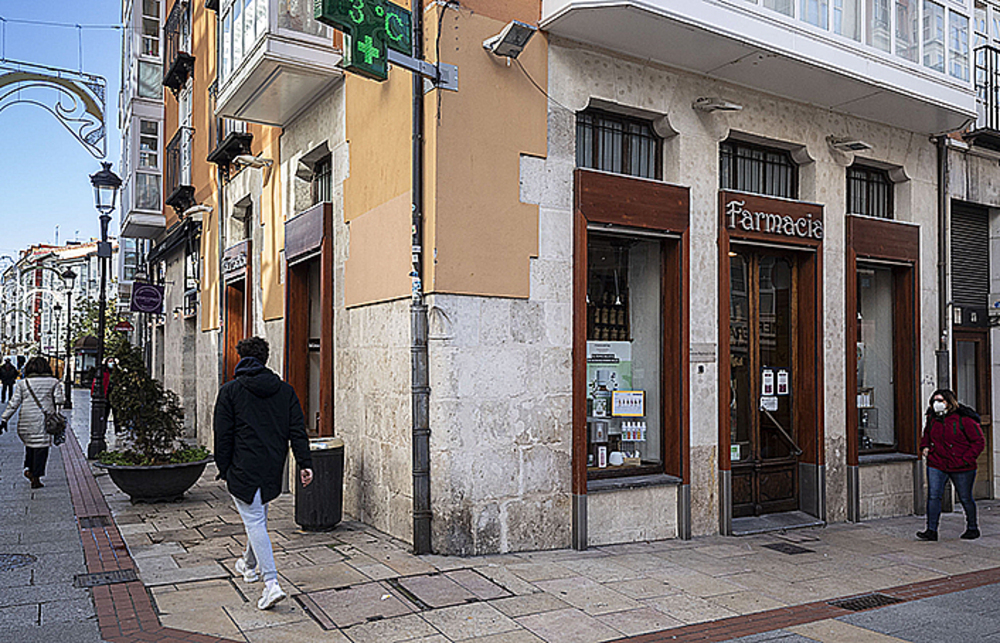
[61,430,241,643]
[614,566,1000,643]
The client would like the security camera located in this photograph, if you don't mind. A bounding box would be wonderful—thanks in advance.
[483,20,537,59]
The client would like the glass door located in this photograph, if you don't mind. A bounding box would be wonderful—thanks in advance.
[955,331,993,499]
[730,250,800,517]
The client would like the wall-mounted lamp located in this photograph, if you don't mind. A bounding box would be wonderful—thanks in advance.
[827,136,873,152]
[483,20,537,59]
[693,97,743,112]
[182,204,213,222]
[233,154,274,186]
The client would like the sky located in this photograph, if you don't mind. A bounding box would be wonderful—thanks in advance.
[0,0,123,260]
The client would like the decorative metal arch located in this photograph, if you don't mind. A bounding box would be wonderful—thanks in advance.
[0,59,107,158]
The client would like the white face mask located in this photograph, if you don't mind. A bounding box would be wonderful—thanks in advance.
[933,400,947,415]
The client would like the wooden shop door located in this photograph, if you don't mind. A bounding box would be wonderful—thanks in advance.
[729,249,802,517]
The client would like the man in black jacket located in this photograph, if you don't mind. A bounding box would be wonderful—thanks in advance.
[214,337,313,610]
[0,359,18,403]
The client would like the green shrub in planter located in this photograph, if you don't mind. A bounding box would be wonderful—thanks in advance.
[98,342,207,466]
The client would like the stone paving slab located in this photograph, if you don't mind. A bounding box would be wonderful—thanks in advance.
[45,390,1000,643]
[309,580,418,628]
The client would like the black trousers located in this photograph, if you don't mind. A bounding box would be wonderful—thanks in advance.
[23,447,49,479]
[1,381,12,403]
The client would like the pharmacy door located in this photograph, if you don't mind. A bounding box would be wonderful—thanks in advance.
[729,250,801,517]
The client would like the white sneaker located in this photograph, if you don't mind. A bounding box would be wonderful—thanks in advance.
[257,582,286,610]
[234,558,259,583]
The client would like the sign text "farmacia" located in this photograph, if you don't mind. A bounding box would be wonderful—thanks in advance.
[726,200,823,240]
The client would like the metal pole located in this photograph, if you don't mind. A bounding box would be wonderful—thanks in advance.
[410,0,432,555]
[88,214,111,459]
[64,288,73,408]
[935,136,950,390]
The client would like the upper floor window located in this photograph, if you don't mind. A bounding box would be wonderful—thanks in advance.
[924,1,946,72]
[835,0,861,40]
[142,0,161,57]
[138,60,161,98]
[847,164,893,218]
[576,109,661,180]
[747,0,970,79]
[139,120,159,169]
[951,8,970,80]
[719,139,798,199]
[312,155,332,204]
[219,0,267,85]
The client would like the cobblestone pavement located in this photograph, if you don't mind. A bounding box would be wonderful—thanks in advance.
[48,390,1000,642]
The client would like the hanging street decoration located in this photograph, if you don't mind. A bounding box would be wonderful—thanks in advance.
[0,59,107,158]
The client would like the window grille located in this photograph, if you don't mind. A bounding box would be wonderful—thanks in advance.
[720,140,798,199]
[847,165,893,218]
[312,155,332,204]
[576,109,661,180]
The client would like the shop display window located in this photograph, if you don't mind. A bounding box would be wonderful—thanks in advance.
[857,265,897,452]
[586,233,662,477]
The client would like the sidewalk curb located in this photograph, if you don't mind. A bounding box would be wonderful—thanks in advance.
[62,429,241,643]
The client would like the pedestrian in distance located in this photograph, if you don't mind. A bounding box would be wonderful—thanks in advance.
[0,358,18,403]
[213,337,313,610]
[0,356,66,489]
[917,389,985,541]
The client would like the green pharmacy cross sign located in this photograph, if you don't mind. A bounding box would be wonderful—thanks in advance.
[315,0,412,81]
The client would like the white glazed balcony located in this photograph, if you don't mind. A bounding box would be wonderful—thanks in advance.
[541,0,977,134]
[215,0,342,126]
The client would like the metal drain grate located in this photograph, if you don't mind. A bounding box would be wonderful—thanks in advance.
[78,516,111,529]
[762,542,814,555]
[74,569,138,588]
[829,593,905,611]
[0,553,37,572]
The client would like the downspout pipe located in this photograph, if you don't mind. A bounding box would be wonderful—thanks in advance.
[410,0,432,555]
[935,135,950,390]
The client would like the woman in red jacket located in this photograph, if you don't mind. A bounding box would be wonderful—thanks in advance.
[917,389,985,541]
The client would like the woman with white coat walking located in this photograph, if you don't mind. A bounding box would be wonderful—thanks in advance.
[1,357,65,488]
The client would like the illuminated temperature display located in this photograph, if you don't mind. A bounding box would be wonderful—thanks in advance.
[315,0,412,81]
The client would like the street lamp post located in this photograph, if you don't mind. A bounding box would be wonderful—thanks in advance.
[87,162,121,460]
[62,268,76,409]
[53,302,62,367]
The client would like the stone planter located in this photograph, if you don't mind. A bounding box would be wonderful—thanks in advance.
[94,458,211,503]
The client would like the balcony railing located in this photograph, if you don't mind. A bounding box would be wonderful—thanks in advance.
[163,0,195,92]
[965,45,1000,152]
[164,126,195,213]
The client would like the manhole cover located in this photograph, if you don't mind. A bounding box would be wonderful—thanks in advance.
[74,569,138,588]
[79,516,111,529]
[829,593,905,611]
[762,542,814,555]
[0,553,37,572]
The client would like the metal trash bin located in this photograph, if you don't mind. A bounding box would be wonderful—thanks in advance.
[295,437,344,531]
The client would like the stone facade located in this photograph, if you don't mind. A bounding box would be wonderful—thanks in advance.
[859,460,917,520]
[539,38,941,538]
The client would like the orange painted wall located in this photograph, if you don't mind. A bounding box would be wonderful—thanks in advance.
[342,0,546,305]
[425,2,546,298]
